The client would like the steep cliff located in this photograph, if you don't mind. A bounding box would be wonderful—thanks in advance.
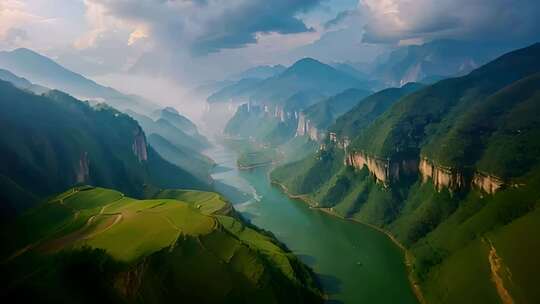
[418,158,465,192]
[271,44,540,304]
[295,112,321,141]
[0,81,210,214]
[345,151,419,185]
[472,171,505,194]
[132,127,148,162]
[75,152,90,183]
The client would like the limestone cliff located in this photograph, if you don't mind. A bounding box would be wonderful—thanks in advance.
[418,158,465,192]
[76,152,90,183]
[472,172,505,194]
[345,151,418,185]
[132,127,148,162]
[296,112,322,141]
[419,157,506,194]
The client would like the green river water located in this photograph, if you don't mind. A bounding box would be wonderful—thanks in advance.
[208,144,418,304]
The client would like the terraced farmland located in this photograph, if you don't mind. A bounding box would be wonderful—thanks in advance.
[1,186,323,304]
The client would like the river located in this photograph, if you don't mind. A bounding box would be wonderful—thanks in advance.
[207,143,418,304]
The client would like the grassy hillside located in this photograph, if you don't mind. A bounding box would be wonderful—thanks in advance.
[0,81,210,215]
[1,186,323,304]
[271,43,540,304]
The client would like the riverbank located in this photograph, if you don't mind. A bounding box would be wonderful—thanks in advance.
[271,179,426,304]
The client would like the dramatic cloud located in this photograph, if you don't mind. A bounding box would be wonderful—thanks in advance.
[86,0,323,55]
[359,0,540,45]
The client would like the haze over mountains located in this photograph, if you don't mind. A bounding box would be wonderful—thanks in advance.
[1,1,539,302]
[0,48,159,115]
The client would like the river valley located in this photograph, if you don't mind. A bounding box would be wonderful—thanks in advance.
[206,142,418,304]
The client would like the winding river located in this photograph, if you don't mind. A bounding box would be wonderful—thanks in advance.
[207,143,418,304]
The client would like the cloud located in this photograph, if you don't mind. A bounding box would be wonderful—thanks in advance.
[86,0,323,55]
[324,9,357,29]
[359,0,540,45]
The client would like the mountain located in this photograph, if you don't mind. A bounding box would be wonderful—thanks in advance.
[147,133,214,184]
[153,107,200,136]
[372,39,513,87]
[330,62,369,81]
[207,78,263,103]
[296,88,372,141]
[0,186,323,304]
[331,82,424,138]
[0,81,210,217]
[0,69,48,94]
[250,58,371,104]
[221,58,373,145]
[0,48,158,115]
[126,110,210,152]
[231,64,286,80]
[271,43,540,303]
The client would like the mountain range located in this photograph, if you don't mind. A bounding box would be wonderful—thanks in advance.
[271,42,540,303]
[0,48,158,115]
[0,80,211,219]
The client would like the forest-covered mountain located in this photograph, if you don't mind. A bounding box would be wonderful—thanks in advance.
[271,43,540,303]
[0,76,324,304]
[296,88,372,141]
[0,80,210,218]
[222,58,376,146]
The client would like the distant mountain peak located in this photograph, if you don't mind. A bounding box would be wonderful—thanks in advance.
[291,57,324,67]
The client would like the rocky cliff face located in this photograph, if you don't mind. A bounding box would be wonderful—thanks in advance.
[345,153,506,194]
[418,158,465,192]
[419,157,506,194]
[345,151,418,185]
[132,128,148,162]
[76,152,90,183]
[296,112,322,141]
[472,172,505,194]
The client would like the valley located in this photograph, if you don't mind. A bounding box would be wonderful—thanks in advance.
[0,5,539,302]
[206,143,419,304]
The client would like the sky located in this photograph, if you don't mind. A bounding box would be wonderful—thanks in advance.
[1,0,539,91]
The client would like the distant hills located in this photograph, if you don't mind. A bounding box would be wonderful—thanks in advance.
[271,42,540,304]
[0,48,159,115]
[219,58,374,145]
[208,57,370,105]
[0,68,48,94]
[371,39,513,87]
[231,64,286,80]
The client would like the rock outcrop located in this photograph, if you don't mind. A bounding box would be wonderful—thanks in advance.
[419,157,505,194]
[418,158,465,192]
[296,112,322,141]
[472,172,505,194]
[346,151,418,185]
[76,152,90,183]
[132,128,148,162]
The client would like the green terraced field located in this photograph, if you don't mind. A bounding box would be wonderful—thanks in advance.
[2,186,323,304]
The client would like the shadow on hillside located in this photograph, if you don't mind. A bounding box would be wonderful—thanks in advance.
[297,254,317,267]
[212,181,250,204]
[317,273,342,296]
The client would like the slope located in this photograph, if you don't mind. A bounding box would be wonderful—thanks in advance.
[1,186,323,304]
[0,81,210,214]
[0,48,158,115]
